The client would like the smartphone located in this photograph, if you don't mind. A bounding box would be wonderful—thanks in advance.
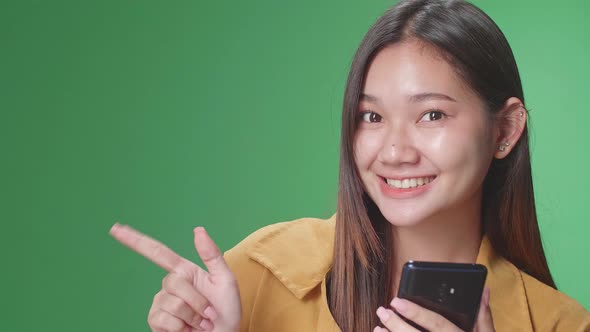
[396,261,487,332]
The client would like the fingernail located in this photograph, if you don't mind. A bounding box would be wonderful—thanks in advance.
[391,297,407,313]
[204,306,218,321]
[109,223,120,234]
[376,306,391,321]
[199,318,214,330]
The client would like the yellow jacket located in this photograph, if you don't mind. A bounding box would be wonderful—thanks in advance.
[224,215,590,331]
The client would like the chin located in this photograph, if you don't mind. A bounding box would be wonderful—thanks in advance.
[378,206,434,228]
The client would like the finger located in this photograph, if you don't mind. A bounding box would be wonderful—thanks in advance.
[148,309,186,332]
[390,297,461,332]
[186,323,213,332]
[376,306,420,332]
[160,301,215,331]
[152,291,203,329]
[193,227,232,278]
[162,273,217,321]
[110,223,185,272]
[474,287,495,332]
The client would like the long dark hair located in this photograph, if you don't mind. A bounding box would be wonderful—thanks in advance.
[329,1,555,331]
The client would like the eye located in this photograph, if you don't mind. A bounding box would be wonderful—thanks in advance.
[359,111,382,123]
[419,109,446,122]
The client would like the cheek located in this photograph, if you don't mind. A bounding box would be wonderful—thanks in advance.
[353,131,383,169]
[426,120,493,174]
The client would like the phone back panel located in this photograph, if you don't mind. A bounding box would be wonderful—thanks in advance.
[397,261,487,331]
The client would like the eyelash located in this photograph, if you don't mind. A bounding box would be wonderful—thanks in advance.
[358,109,447,123]
[358,111,382,123]
[419,109,447,122]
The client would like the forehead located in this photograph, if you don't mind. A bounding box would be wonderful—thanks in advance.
[363,40,476,104]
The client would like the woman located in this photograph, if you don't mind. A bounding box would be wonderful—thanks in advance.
[110,0,590,331]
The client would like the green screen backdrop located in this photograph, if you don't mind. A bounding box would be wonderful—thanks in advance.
[2,0,589,330]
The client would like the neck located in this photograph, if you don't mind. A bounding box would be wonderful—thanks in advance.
[389,195,483,294]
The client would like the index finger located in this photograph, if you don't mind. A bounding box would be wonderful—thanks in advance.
[390,297,461,332]
[110,223,186,272]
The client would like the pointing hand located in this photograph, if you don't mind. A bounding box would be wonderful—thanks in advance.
[110,224,241,332]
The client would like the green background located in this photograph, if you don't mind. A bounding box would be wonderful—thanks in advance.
[2,0,589,330]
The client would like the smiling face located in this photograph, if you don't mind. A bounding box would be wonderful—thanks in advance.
[354,40,498,227]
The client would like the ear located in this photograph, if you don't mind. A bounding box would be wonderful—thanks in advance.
[493,97,527,159]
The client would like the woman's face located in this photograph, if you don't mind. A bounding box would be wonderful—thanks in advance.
[354,41,497,227]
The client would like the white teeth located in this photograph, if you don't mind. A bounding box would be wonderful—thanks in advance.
[402,179,409,189]
[385,176,435,189]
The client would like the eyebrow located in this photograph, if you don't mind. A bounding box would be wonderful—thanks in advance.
[360,92,457,104]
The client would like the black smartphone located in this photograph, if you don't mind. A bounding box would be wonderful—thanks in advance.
[396,261,487,332]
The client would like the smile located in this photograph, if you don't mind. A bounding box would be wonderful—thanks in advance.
[383,176,436,189]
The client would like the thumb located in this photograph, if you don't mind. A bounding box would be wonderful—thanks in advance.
[475,287,495,332]
[193,227,232,278]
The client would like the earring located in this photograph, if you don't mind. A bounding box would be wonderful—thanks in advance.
[518,104,526,117]
[498,142,510,152]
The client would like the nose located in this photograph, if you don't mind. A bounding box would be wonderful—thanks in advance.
[377,125,420,166]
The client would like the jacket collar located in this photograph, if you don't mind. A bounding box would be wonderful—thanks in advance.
[247,215,336,299]
[247,215,533,331]
[476,237,533,331]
